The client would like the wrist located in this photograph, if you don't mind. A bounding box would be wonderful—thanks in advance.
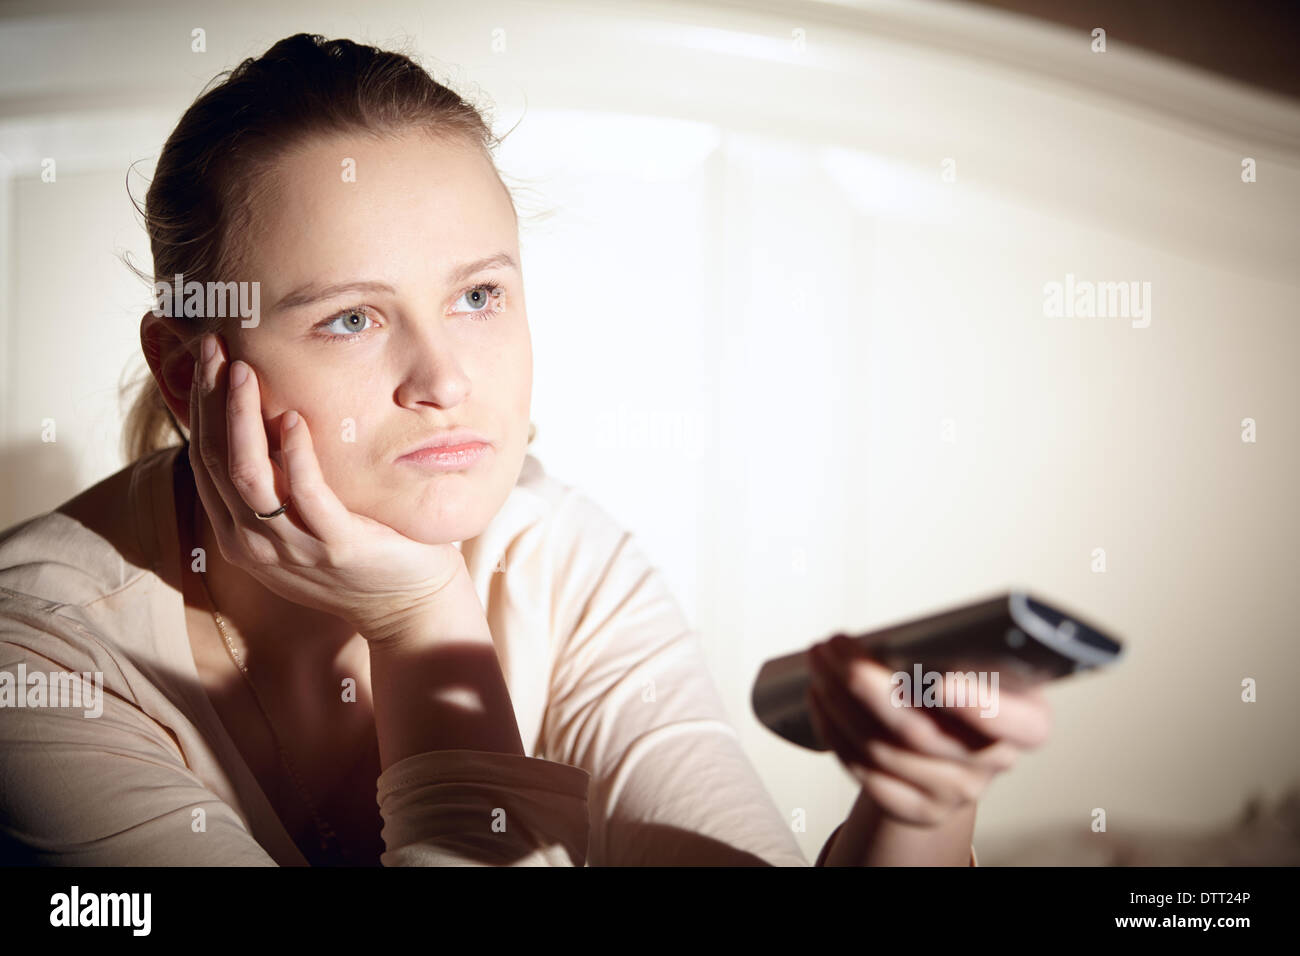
[359,562,484,650]
[824,787,976,866]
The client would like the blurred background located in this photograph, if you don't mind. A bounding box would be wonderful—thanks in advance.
[1,0,1297,865]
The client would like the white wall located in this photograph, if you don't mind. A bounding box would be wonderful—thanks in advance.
[2,0,1298,863]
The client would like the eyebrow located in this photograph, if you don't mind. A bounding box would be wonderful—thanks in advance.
[272,252,519,312]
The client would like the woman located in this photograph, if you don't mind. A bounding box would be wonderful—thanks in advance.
[0,33,1049,866]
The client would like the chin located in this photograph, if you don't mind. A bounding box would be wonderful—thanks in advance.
[363,503,487,545]
[396,519,482,546]
[331,441,523,544]
[357,472,510,545]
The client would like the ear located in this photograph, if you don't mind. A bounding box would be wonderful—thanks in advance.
[140,310,199,430]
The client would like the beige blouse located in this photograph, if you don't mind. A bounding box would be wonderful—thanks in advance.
[0,445,975,866]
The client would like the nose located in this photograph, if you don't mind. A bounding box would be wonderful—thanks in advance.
[392,316,472,410]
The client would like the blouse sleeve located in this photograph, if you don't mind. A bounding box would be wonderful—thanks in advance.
[0,609,279,865]
[373,749,591,866]
[0,596,591,867]
[538,496,809,866]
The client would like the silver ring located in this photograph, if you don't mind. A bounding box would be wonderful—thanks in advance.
[254,498,291,520]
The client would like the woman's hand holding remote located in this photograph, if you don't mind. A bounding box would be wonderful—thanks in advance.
[807,634,1053,864]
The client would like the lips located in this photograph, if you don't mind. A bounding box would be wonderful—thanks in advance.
[395,429,491,461]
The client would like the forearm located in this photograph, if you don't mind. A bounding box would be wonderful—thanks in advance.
[366,567,525,772]
[822,789,976,866]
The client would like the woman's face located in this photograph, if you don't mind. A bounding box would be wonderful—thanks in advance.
[221,128,531,545]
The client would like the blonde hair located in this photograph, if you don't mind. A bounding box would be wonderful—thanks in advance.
[123,32,537,462]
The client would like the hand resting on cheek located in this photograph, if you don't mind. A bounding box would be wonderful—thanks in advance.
[188,331,470,646]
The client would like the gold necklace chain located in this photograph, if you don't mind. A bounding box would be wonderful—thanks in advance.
[187,486,349,865]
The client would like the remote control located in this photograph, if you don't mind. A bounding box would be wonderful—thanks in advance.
[751,590,1124,752]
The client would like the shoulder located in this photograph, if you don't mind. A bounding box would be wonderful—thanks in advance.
[0,586,124,682]
[468,453,663,639]
[505,453,645,587]
[515,454,631,551]
[0,512,140,613]
[0,449,171,611]
[505,455,684,636]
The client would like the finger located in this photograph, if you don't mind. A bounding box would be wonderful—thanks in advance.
[194,333,249,524]
[821,639,1013,764]
[278,408,352,542]
[928,674,1054,750]
[808,642,885,746]
[821,642,977,764]
[811,655,1003,796]
[195,334,307,567]
[807,682,865,772]
[188,352,236,543]
[807,688,945,826]
[810,673,990,809]
[225,358,289,517]
[224,361,328,558]
[832,634,1053,750]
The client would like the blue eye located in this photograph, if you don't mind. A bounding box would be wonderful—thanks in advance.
[313,282,505,342]
[455,283,505,319]
[319,307,375,338]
